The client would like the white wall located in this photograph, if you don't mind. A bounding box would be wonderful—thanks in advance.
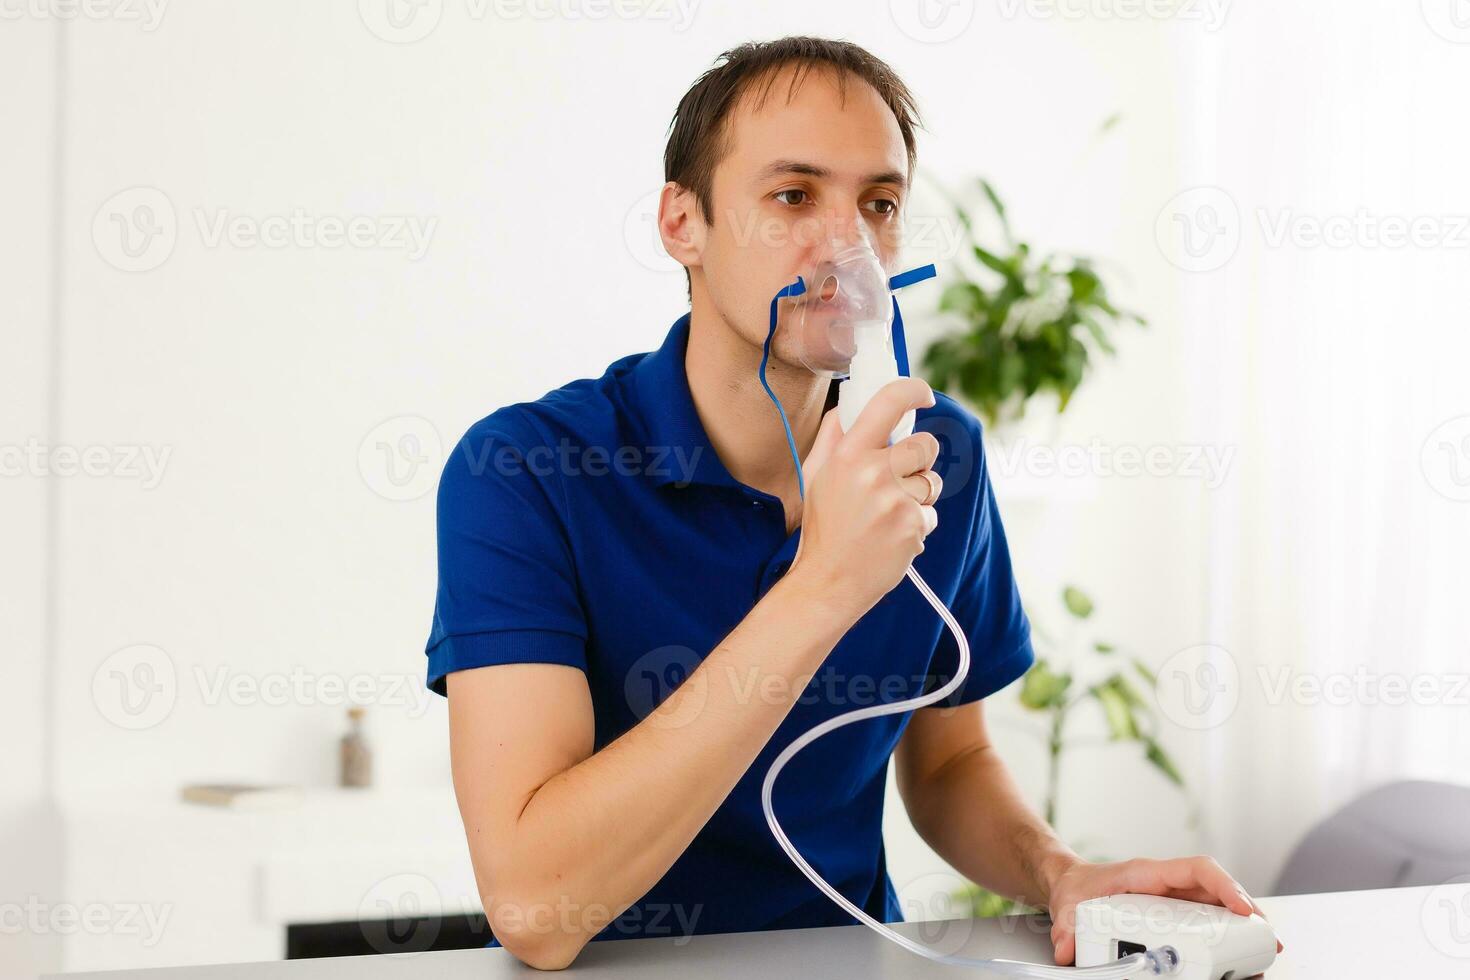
[12,1,1308,972]
[1179,0,1470,892]
[1,14,66,978]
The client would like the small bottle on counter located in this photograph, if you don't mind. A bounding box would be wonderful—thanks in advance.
[340,706,372,788]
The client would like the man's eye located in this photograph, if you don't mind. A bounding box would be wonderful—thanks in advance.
[774,189,810,207]
[864,198,899,216]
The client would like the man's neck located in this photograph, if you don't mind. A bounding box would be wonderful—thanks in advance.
[683,302,830,506]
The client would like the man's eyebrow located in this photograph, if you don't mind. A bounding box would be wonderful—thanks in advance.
[866,169,908,190]
[755,159,831,181]
[755,159,908,190]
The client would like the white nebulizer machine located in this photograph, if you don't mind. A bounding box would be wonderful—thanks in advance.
[754,225,1278,979]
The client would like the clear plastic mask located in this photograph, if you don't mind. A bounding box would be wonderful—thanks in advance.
[776,222,895,377]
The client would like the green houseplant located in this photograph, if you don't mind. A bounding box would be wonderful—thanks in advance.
[954,585,1192,918]
[921,180,1145,429]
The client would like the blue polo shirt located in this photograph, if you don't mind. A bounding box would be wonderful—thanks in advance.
[426,313,1034,944]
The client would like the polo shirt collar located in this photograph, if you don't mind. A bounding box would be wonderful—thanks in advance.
[630,313,739,489]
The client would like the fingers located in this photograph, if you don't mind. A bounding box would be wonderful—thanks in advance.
[1122,856,1275,930]
[1230,884,1284,952]
[1049,905,1078,966]
[1140,860,1284,955]
[888,431,940,478]
[845,378,934,450]
[899,471,943,506]
[1192,856,1256,918]
[1053,931,1075,966]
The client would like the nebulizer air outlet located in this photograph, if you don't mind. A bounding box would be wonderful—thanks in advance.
[755,224,1179,978]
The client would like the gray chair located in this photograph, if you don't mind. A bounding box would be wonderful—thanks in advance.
[1272,780,1470,895]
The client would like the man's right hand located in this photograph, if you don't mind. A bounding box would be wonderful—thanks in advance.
[792,377,943,623]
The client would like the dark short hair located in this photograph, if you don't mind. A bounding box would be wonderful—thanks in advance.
[664,36,922,225]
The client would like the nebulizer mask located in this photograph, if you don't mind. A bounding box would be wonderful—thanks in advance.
[779,221,918,445]
[755,224,1180,978]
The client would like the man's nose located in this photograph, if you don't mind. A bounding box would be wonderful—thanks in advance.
[818,208,866,248]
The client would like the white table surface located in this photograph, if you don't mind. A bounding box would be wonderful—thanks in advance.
[43,882,1470,978]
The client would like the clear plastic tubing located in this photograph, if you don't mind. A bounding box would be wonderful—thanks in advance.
[759,563,1177,978]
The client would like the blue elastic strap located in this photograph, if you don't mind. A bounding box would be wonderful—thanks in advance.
[760,275,809,499]
[886,264,935,378]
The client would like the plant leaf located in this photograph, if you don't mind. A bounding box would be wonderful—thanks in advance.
[1019,659,1072,711]
[1143,736,1185,786]
[972,244,1020,286]
[1063,586,1094,619]
[1109,672,1148,710]
[1132,658,1158,687]
[1090,681,1139,740]
[979,178,1012,243]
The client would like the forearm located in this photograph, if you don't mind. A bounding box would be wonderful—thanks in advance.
[487,568,854,959]
[904,741,1080,909]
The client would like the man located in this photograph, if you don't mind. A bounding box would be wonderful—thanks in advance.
[427,36,1279,971]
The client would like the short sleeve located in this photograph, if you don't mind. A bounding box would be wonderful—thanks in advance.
[425,411,587,696]
[922,424,1035,708]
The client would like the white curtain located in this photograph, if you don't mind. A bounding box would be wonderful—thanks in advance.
[1174,0,1470,891]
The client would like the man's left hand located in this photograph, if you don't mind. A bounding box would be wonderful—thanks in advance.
[1043,855,1285,966]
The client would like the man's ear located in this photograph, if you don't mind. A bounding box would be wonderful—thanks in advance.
[658,181,705,272]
